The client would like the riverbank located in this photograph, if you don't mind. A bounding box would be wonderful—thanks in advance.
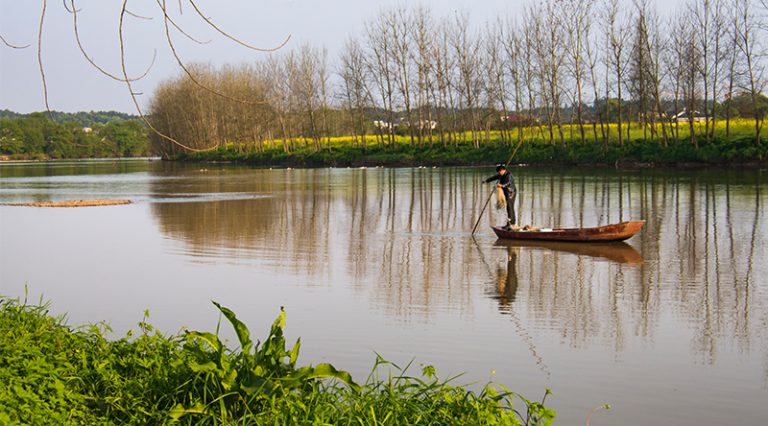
[0,297,555,425]
[176,136,768,168]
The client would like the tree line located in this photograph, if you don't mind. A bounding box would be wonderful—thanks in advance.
[149,0,768,157]
[0,110,141,128]
[0,113,149,159]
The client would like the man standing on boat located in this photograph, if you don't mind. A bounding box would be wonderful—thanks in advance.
[485,164,517,229]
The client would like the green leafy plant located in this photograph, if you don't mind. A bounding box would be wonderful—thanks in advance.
[173,303,357,420]
[0,295,556,425]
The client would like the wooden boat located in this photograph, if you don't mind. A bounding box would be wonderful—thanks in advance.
[493,239,643,264]
[491,220,645,242]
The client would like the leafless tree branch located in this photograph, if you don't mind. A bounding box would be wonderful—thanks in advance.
[153,0,210,44]
[186,0,291,52]
[0,35,30,49]
[124,9,153,20]
[70,0,155,82]
[62,0,79,14]
[38,0,52,117]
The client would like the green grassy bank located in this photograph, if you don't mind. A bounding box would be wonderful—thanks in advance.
[177,135,768,168]
[0,297,555,425]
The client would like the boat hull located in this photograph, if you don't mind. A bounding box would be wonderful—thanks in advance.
[492,220,645,242]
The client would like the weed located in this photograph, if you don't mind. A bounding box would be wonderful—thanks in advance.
[0,297,555,425]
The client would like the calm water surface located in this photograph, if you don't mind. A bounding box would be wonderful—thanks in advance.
[1,160,767,425]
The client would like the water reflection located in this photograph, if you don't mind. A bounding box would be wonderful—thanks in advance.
[146,166,767,367]
[490,243,519,309]
[494,239,643,265]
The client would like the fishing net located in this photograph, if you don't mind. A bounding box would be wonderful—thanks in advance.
[496,187,506,209]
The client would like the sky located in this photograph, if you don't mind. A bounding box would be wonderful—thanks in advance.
[0,0,685,114]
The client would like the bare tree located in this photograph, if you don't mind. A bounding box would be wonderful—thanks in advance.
[563,0,594,144]
[733,0,766,145]
[264,55,292,152]
[317,47,331,149]
[690,0,730,143]
[450,12,483,148]
[676,9,704,148]
[521,9,545,141]
[529,4,552,142]
[723,8,741,138]
[339,38,373,149]
[291,46,321,151]
[584,12,607,145]
[630,0,669,145]
[643,3,670,145]
[484,21,509,145]
[503,18,526,144]
[365,12,397,146]
[708,0,728,140]
[411,6,436,147]
[605,0,632,146]
[432,18,459,146]
[386,8,416,145]
[629,3,653,141]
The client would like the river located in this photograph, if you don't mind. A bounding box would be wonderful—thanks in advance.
[1,159,766,425]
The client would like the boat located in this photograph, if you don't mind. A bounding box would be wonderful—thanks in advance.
[491,220,645,242]
[493,239,643,264]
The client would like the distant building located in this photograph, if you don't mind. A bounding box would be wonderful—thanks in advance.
[672,110,707,123]
[373,119,437,131]
[372,120,395,131]
[500,113,539,126]
[401,119,437,130]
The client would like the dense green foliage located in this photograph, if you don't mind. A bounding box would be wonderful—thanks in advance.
[0,110,139,127]
[0,113,149,159]
[179,134,768,167]
[0,297,555,425]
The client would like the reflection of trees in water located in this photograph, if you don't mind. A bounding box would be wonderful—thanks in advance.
[150,166,767,363]
[512,169,766,361]
[655,174,764,364]
[345,168,481,318]
[150,168,336,275]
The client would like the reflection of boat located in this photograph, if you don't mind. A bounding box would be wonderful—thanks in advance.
[492,220,645,242]
[493,239,643,264]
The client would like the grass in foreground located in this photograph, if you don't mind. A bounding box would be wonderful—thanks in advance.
[0,296,555,425]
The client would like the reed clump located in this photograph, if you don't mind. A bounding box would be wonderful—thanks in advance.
[0,297,555,425]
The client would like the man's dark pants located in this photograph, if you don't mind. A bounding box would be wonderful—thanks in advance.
[505,189,517,225]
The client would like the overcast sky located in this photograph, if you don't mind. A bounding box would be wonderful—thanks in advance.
[1,0,685,114]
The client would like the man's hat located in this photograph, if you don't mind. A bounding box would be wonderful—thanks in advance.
[495,164,506,172]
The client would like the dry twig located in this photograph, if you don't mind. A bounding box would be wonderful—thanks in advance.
[70,0,156,83]
[0,35,30,49]
[187,0,291,52]
[37,0,52,118]
[153,0,210,44]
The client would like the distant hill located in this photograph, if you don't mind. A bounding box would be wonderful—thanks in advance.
[0,110,140,127]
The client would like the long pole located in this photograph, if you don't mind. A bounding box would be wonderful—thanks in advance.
[470,136,526,236]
